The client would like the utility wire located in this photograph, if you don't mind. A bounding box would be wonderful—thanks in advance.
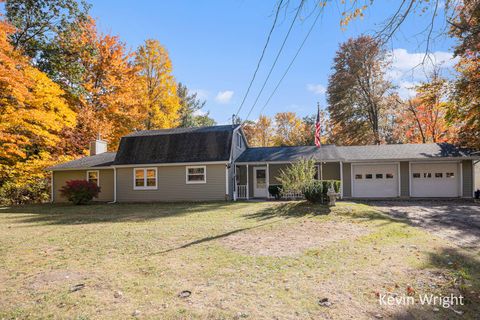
[234,0,285,118]
[242,0,305,123]
[256,2,325,117]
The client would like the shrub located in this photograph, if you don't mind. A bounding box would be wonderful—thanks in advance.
[60,180,101,205]
[475,189,480,199]
[0,179,50,206]
[276,158,316,192]
[268,185,282,200]
[302,180,341,204]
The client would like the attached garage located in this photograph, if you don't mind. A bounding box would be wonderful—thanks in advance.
[352,163,399,198]
[410,162,460,197]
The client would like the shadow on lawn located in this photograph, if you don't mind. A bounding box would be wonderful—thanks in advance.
[242,201,334,221]
[388,247,480,319]
[0,201,246,226]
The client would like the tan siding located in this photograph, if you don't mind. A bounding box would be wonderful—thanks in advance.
[116,164,227,202]
[475,162,480,191]
[342,163,352,197]
[269,164,288,185]
[53,169,114,203]
[400,161,410,197]
[462,160,473,198]
[320,162,340,180]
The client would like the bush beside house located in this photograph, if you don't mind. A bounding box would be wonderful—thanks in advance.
[60,180,101,205]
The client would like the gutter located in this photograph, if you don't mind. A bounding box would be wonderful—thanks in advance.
[108,167,117,204]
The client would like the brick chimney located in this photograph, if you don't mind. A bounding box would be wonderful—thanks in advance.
[89,134,108,156]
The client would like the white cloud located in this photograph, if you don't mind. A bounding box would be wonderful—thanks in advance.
[215,90,234,104]
[387,48,458,81]
[192,89,209,100]
[307,83,326,95]
[397,80,419,99]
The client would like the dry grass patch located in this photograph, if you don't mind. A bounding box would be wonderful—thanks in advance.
[221,220,370,256]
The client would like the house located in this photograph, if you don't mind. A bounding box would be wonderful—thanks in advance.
[47,124,479,202]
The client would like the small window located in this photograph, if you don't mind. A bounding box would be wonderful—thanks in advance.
[87,170,99,186]
[435,172,443,178]
[446,172,455,178]
[423,173,432,178]
[355,174,363,179]
[386,173,394,179]
[375,174,383,179]
[365,174,373,179]
[134,168,157,190]
[236,132,243,149]
[186,166,206,184]
[413,173,421,178]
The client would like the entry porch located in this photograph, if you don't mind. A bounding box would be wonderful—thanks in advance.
[233,162,342,200]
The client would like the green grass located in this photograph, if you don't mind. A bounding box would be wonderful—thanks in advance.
[0,201,478,319]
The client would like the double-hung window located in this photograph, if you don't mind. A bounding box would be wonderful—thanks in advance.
[134,168,157,190]
[87,170,99,186]
[186,166,206,184]
[236,132,243,149]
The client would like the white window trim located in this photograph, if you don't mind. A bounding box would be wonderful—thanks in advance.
[186,165,207,184]
[86,170,100,186]
[133,167,158,190]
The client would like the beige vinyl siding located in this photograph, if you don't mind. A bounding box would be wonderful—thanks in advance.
[342,163,352,197]
[53,169,114,203]
[400,161,409,197]
[116,164,227,202]
[462,160,473,198]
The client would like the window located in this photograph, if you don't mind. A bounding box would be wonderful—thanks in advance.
[365,174,373,179]
[134,168,157,190]
[186,166,206,184]
[446,172,455,178]
[435,172,443,178]
[236,132,243,149]
[386,173,394,179]
[355,174,363,179]
[87,170,99,186]
[413,173,421,178]
[423,173,432,178]
[375,174,383,179]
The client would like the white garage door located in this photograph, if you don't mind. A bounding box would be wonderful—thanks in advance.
[352,164,399,198]
[411,163,459,197]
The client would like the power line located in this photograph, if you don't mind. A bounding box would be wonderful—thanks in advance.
[242,0,305,123]
[256,2,325,117]
[234,0,285,118]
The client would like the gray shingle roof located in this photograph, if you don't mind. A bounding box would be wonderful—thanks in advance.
[338,143,475,161]
[235,145,342,162]
[114,125,238,165]
[47,152,116,170]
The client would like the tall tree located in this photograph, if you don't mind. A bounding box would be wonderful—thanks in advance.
[177,83,215,127]
[135,39,180,130]
[327,36,394,145]
[5,0,90,64]
[274,112,309,146]
[243,115,274,147]
[448,0,480,148]
[397,72,456,144]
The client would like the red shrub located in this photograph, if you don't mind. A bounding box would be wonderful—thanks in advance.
[60,180,101,205]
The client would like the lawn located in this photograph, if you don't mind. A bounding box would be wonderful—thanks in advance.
[0,201,478,319]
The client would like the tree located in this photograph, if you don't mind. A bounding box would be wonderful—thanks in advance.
[177,83,215,127]
[242,115,274,147]
[327,36,393,145]
[5,0,90,65]
[448,0,480,149]
[397,72,456,144]
[274,112,310,146]
[135,39,181,130]
[302,109,331,145]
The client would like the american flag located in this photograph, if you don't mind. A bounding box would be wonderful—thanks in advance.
[315,103,321,148]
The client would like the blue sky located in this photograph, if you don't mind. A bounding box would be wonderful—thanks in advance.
[90,1,457,123]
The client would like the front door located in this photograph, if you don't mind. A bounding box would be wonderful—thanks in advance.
[253,167,267,198]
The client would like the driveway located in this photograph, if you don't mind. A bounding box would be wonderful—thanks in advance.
[369,200,480,251]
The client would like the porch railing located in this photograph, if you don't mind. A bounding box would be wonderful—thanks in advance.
[237,185,247,199]
[281,190,305,200]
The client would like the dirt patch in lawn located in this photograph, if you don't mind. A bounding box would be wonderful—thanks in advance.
[26,270,93,291]
[221,220,370,257]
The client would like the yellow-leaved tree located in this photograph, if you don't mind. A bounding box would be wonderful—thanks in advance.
[0,19,76,204]
[135,39,180,129]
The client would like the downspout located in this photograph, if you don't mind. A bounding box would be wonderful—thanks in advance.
[108,167,117,204]
[50,171,54,203]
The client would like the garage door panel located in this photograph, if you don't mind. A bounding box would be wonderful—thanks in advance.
[352,164,398,198]
[411,163,459,197]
